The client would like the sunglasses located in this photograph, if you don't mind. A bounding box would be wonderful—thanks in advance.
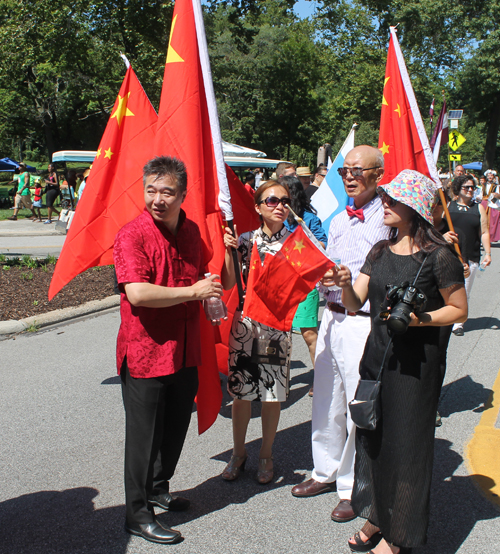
[377,190,398,207]
[259,196,291,208]
[461,186,474,191]
[337,166,380,178]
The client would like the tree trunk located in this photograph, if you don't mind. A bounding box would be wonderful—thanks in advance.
[483,91,500,171]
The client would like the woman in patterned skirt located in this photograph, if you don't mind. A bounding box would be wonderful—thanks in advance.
[221,179,293,484]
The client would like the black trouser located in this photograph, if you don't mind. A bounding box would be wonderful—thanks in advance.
[120,360,198,525]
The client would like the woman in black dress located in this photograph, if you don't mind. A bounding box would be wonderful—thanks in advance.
[448,174,491,336]
[335,170,467,554]
[44,163,60,224]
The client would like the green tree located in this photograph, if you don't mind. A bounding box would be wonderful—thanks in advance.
[208,5,324,160]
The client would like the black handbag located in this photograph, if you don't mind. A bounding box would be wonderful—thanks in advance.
[349,376,382,431]
[251,338,287,366]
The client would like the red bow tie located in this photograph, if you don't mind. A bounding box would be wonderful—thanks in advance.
[346,205,364,221]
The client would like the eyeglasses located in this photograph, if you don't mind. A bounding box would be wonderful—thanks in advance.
[377,190,398,207]
[259,196,291,208]
[337,166,381,178]
[461,186,474,191]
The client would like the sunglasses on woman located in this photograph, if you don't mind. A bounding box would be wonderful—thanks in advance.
[377,190,398,207]
[259,196,291,208]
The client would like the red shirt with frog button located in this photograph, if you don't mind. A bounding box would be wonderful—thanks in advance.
[114,208,204,378]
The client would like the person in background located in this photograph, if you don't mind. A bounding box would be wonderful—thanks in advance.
[296,167,312,193]
[244,172,256,196]
[221,180,294,485]
[76,168,91,204]
[484,169,500,242]
[454,164,465,177]
[305,165,328,200]
[254,167,263,189]
[479,175,487,196]
[448,174,491,336]
[31,178,43,222]
[276,162,297,178]
[7,162,37,221]
[44,163,60,224]
[280,175,327,397]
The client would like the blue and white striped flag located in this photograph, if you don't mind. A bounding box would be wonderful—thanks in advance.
[311,124,356,235]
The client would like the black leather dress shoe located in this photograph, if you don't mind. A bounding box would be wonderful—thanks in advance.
[125,520,182,544]
[148,492,190,512]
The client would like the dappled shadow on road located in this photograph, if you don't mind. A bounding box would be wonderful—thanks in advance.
[421,439,499,553]
[160,420,313,528]
[0,487,128,554]
[464,316,500,332]
[439,375,492,418]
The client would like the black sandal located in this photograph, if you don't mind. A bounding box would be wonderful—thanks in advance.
[348,531,382,553]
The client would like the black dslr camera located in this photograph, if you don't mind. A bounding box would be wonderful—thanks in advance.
[383,282,427,335]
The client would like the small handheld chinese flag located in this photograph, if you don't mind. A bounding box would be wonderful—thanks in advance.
[244,226,334,332]
[378,27,438,186]
[48,62,157,300]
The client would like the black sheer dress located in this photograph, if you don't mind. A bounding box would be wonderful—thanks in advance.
[351,243,464,548]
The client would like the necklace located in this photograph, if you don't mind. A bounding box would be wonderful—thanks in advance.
[456,202,470,212]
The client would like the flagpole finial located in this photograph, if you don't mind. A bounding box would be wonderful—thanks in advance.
[120,53,131,69]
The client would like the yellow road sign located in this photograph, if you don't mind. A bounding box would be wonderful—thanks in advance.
[449,130,466,151]
[449,154,462,161]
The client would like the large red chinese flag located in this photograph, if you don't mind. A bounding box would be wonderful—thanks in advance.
[48,64,157,300]
[155,0,254,433]
[378,27,438,186]
[244,226,334,332]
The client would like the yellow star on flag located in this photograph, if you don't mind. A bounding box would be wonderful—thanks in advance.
[394,103,401,117]
[380,142,390,156]
[104,148,113,160]
[382,76,390,106]
[166,15,185,64]
[111,93,134,127]
[96,148,102,158]
[293,239,305,253]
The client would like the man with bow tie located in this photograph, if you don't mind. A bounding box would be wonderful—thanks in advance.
[291,145,389,522]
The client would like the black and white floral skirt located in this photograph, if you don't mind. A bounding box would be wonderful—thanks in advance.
[227,310,292,402]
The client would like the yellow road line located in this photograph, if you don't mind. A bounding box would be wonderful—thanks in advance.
[466,369,500,509]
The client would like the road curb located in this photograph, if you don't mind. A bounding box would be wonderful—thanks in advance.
[0,295,120,335]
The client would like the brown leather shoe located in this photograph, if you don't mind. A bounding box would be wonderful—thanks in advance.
[331,499,356,522]
[291,478,336,497]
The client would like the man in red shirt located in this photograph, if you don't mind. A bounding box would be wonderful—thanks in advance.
[114,156,223,544]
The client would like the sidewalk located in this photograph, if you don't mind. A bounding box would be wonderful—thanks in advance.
[0,216,66,257]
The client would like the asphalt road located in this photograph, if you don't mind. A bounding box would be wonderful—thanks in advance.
[1,247,499,554]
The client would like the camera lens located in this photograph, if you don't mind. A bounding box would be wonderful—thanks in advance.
[387,303,413,334]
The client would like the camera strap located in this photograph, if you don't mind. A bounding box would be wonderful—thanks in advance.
[375,252,429,383]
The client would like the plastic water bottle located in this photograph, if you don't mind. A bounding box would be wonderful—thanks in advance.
[479,259,488,272]
[203,273,227,323]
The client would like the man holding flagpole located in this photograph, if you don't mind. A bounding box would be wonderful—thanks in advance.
[114,156,223,544]
[291,146,389,523]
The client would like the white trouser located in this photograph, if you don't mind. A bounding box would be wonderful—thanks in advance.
[453,260,479,331]
[311,308,371,499]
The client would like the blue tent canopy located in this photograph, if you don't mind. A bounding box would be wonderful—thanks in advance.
[463,162,482,171]
[0,157,36,172]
